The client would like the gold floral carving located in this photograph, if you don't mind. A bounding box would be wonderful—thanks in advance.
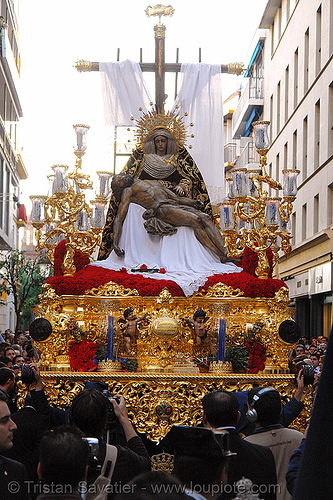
[85,282,139,297]
[195,283,244,298]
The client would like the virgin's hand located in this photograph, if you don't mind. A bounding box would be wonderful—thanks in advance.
[174,185,185,196]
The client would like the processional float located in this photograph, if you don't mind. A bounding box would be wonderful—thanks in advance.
[26,6,309,441]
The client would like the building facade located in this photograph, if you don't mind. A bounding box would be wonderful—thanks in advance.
[227,0,333,338]
[0,0,27,332]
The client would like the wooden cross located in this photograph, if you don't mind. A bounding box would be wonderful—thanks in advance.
[75,4,244,113]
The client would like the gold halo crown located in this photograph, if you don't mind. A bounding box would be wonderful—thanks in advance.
[135,109,188,148]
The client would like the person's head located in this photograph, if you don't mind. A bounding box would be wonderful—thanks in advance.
[13,355,24,367]
[319,354,325,372]
[154,135,168,156]
[68,389,108,438]
[295,344,305,356]
[202,390,239,428]
[193,309,206,324]
[0,356,13,368]
[0,394,17,451]
[0,342,9,356]
[308,345,316,355]
[111,173,135,201]
[247,387,281,427]
[124,308,135,320]
[4,347,15,360]
[38,425,89,491]
[0,367,15,392]
[144,129,177,155]
[310,353,320,368]
[17,334,27,346]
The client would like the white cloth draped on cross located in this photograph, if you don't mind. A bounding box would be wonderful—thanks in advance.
[99,60,225,203]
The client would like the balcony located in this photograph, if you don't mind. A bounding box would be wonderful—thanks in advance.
[0,116,18,173]
[224,142,237,166]
[232,77,264,138]
[234,141,260,169]
[0,28,22,117]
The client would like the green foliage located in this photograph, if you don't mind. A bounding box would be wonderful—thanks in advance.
[0,250,52,333]
[224,345,250,372]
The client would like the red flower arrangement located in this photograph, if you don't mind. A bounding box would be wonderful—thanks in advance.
[245,337,267,373]
[68,338,98,372]
[53,240,90,276]
[240,247,274,278]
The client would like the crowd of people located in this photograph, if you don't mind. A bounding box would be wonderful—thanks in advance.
[0,327,327,500]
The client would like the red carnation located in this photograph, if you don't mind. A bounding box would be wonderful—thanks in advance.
[140,264,147,270]
[160,268,166,274]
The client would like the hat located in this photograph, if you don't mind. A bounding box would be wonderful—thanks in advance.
[158,425,234,459]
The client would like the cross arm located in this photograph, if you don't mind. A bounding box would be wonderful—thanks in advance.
[74,60,244,76]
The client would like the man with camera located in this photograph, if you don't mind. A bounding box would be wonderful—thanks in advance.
[68,389,150,499]
[245,387,304,500]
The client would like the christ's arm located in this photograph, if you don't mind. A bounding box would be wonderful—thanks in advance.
[161,185,204,209]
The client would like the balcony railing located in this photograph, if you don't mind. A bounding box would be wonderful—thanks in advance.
[0,116,18,172]
[224,142,237,165]
[234,141,260,169]
[232,77,264,131]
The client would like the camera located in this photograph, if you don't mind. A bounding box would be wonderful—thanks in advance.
[102,390,120,428]
[82,437,100,474]
[294,358,315,386]
[21,363,36,385]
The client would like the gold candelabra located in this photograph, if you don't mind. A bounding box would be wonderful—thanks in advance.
[219,121,299,279]
[30,125,113,276]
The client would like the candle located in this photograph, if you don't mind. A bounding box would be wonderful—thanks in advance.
[218,318,226,361]
[107,315,114,360]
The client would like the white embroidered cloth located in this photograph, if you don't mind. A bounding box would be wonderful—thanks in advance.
[92,204,242,297]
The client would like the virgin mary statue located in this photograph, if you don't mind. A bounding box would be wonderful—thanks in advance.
[97,110,213,261]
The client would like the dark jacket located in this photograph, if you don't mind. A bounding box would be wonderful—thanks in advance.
[4,406,49,482]
[0,454,32,500]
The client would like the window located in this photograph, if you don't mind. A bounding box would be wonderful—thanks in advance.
[328,183,333,226]
[293,130,298,169]
[302,203,307,241]
[313,194,319,234]
[314,99,320,170]
[329,83,333,157]
[285,65,289,120]
[294,48,299,108]
[275,153,280,185]
[316,5,322,76]
[304,28,309,92]
[292,212,296,244]
[284,142,288,169]
[303,116,308,180]
[277,82,281,134]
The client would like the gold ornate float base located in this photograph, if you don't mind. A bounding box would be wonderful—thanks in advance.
[28,281,310,439]
[28,372,310,441]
